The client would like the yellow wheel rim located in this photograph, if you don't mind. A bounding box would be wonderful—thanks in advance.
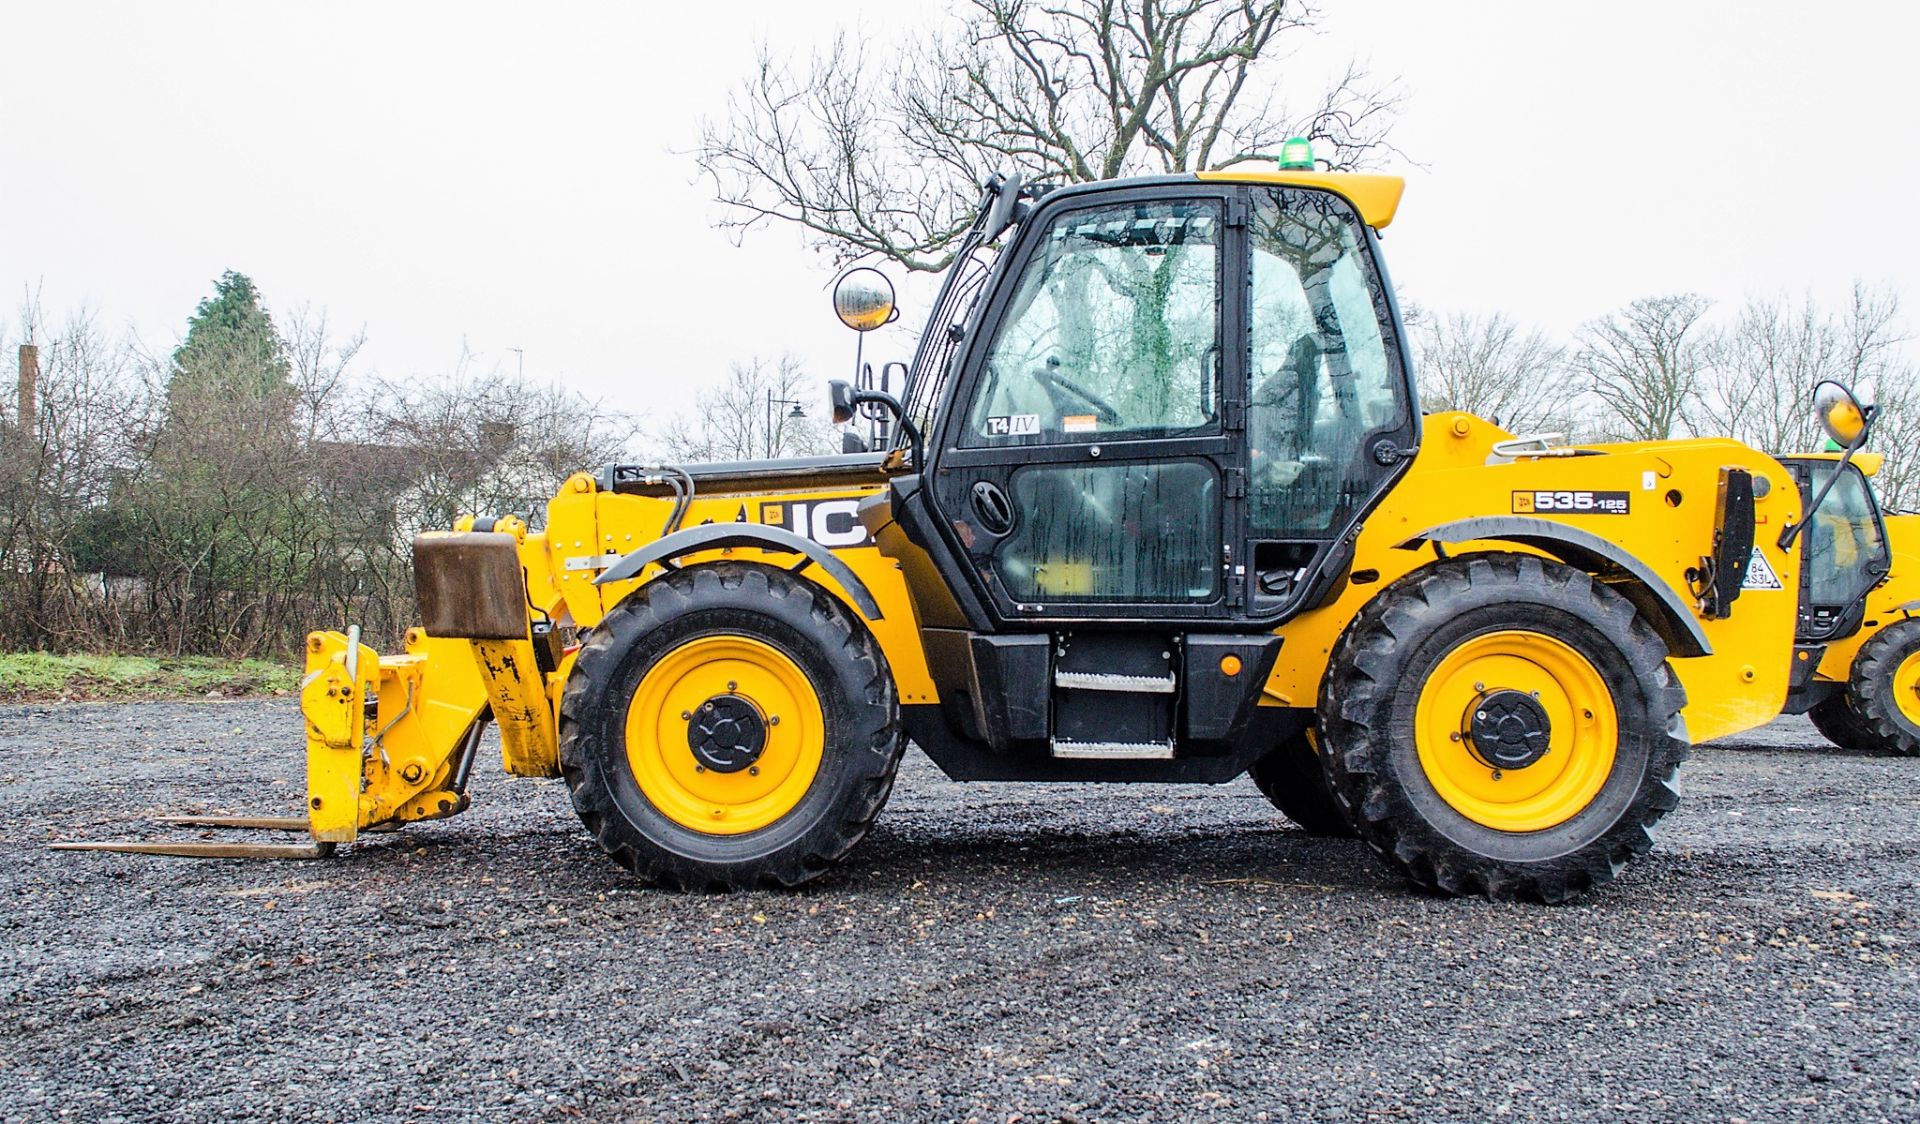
[1894,651,1920,727]
[624,635,825,835]
[1413,630,1619,833]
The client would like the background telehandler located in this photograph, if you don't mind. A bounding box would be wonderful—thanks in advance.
[1771,449,1920,754]
[59,159,1886,902]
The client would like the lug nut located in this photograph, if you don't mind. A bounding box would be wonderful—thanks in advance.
[727,680,737,692]
[681,710,691,720]
[768,715,780,726]
[749,766,760,776]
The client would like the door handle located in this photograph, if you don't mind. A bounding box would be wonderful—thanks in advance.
[970,481,1016,536]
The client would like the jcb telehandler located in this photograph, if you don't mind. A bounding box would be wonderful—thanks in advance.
[1771,450,1920,754]
[58,160,1888,901]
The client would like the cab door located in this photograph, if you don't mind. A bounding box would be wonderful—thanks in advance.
[928,185,1243,623]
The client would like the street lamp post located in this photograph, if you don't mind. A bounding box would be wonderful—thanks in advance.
[765,391,806,459]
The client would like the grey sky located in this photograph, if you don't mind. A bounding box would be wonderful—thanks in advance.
[4,0,1915,433]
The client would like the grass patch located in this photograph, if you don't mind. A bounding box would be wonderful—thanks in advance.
[0,652,301,703]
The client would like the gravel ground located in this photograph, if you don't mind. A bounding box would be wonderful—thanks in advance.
[1,701,1916,1123]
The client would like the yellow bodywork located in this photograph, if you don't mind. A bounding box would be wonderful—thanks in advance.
[296,408,1806,844]
[1265,413,1800,744]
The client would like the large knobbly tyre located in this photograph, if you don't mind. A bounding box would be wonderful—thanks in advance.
[1249,728,1357,838]
[1807,695,1879,751]
[1846,619,1920,756]
[560,561,903,889]
[1319,554,1689,903]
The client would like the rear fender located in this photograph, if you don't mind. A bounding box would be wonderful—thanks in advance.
[1397,515,1712,658]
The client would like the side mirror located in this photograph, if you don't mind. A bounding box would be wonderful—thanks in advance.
[1781,379,1880,550]
[828,379,858,425]
[1816,379,1874,450]
[832,268,897,333]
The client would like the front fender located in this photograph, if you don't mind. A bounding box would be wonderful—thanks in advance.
[593,523,884,621]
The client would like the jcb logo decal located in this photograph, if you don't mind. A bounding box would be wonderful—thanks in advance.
[760,499,875,548]
[1512,490,1630,515]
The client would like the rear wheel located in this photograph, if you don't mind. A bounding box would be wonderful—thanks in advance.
[1249,728,1356,838]
[1319,554,1688,903]
[1846,620,1920,756]
[560,562,903,889]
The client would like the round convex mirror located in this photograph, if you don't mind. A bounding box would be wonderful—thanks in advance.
[1814,380,1870,449]
[833,268,896,332]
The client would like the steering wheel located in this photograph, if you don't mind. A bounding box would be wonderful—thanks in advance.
[1031,359,1122,426]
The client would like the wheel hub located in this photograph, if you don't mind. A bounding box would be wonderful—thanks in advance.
[1466,689,1552,771]
[686,694,767,773]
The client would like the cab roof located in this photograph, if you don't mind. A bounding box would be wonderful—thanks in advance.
[1194,168,1406,230]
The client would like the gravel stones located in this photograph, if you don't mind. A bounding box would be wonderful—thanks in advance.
[2,702,1915,1121]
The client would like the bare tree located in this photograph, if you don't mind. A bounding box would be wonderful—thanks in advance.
[1575,295,1713,442]
[1412,310,1574,435]
[1834,284,1919,510]
[362,361,638,537]
[697,0,1403,271]
[283,304,366,445]
[658,355,834,463]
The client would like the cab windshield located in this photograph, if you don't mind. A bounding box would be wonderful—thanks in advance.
[1804,461,1888,609]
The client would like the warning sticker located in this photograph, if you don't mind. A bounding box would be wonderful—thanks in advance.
[1062,414,1099,434]
[1511,490,1631,515]
[984,413,1040,437]
[1741,546,1785,590]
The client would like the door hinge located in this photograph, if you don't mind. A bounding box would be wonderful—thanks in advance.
[1222,395,1246,431]
[1225,197,1248,228]
[1224,467,1247,498]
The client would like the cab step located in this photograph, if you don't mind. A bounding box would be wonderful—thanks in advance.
[1053,670,1177,694]
[1050,739,1176,760]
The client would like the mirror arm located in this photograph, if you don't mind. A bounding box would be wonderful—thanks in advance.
[858,389,922,471]
[1780,405,1879,551]
[830,380,922,471]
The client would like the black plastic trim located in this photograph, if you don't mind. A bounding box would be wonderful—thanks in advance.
[1180,634,1285,743]
[1397,515,1713,657]
[904,703,1306,783]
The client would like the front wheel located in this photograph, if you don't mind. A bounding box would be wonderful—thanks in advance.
[559,562,904,889]
[1319,555,1689,903]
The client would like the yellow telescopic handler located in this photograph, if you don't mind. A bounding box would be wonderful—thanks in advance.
[57,158,1907,902]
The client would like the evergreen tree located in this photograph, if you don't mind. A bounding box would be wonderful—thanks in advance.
[166,270,293,422]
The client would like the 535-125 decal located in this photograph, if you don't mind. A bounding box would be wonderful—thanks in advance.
[1512,490,1631,515]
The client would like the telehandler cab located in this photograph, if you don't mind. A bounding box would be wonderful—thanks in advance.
[59,160,1866,901]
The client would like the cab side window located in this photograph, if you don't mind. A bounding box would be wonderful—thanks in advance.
[1246,187,1407,536]
[963,199,1221,445]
